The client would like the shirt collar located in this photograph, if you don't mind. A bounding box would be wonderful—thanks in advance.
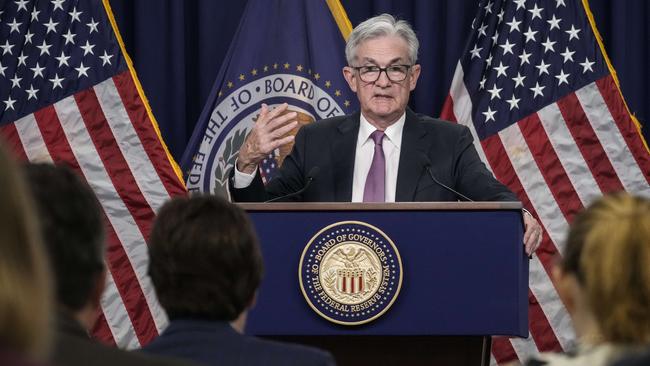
[357,112,405,149]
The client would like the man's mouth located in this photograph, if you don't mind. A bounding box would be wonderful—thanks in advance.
[373,94,393,100]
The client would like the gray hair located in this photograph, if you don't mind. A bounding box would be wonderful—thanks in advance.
[345,14,419,66]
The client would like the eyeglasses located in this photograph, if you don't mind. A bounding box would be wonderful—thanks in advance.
[352,64,412,83]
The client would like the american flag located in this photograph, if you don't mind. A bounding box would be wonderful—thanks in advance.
[441,0,650,364]
[0,0,186,349]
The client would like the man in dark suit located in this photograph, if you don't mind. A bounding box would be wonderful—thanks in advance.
[231,108,515,203]
[141,195,335,366]
[24,164,195,366]
[230,14,542,255]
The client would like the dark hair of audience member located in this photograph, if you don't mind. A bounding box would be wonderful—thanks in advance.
[23,163,105,311]
[560,193,650,343]
[0,144,52,359]
[149,195,264,321]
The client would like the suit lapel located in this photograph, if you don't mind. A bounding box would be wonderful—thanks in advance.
[396,109,429,201]
[332,113,359,201]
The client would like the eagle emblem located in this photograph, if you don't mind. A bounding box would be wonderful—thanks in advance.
[299,221,403,325]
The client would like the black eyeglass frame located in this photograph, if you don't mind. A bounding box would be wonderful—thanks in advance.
[351,64,413,83]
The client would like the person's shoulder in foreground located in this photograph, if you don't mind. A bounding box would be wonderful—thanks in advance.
[53,302,198,366]
[522,344,644,366]
[55,329,197,366]
[144,319,334,366]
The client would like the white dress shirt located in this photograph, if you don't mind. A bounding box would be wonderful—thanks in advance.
[233,112,406,202]
[351,113,404,202]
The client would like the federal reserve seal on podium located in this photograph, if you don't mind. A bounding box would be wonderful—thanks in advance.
[299,221,403,325]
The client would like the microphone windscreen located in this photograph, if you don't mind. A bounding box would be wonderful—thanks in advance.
[307,166,320,179]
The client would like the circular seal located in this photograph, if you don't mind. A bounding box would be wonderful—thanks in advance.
[299,221,403,325]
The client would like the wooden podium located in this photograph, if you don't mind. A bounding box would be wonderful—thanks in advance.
[239,202,529,366]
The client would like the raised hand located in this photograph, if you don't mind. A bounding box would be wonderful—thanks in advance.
[236,103,299,174]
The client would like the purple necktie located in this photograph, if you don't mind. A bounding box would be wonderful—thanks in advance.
[363,130,386,202]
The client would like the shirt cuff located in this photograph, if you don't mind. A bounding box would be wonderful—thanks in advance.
[232,160,257,188]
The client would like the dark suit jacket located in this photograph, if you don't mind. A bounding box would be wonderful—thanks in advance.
[141,319,335,366]
[230,109,517,202]
[51,311,195,366]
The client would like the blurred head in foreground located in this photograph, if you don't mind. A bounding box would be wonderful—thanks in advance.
[148,195,263,331]
[555,193,650,345]
[0,144,52,360]
[23,163,106,331]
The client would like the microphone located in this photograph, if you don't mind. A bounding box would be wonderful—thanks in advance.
[265,166,320,203]
[419,154,474,202]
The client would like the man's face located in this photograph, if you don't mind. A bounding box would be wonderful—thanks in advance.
[343,35,421,128]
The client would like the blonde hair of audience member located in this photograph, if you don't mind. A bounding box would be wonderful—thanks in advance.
[0,143,52,359]
[555,193,650,345]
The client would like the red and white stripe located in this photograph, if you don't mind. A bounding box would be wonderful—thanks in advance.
[0,70,186,349]
[442,62,650,365]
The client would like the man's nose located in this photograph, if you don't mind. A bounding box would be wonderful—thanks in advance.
[375,69,392,87]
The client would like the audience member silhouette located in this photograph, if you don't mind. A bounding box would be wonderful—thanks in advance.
[24,163,195,366]
[523,193,650,366]
[142,195,335,366]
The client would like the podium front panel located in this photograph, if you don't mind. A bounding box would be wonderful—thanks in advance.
[241,203,528,337]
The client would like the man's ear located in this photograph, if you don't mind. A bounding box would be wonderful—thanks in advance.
[552,265,577,313]
[342,66,358,93]
[408,64,421,91]
[247,291,258,310]
[90,268,107,311]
